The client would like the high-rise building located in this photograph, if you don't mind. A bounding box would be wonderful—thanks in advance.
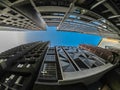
[0,42,118,90]
[79,44,120,64]
[0,41,49,90]
[0,1,120,90]
[0,0,120,39]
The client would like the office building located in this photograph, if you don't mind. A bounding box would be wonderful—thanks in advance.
[0,0,119,39]
[0,41,118,90]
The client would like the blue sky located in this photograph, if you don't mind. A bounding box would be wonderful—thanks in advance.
[26,27,102,47]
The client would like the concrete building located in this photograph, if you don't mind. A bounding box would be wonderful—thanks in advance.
[0,41,118,90]
[0,0,120,39]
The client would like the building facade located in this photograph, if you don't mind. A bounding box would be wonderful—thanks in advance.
[0,0,120,39]
[0,41,117,90]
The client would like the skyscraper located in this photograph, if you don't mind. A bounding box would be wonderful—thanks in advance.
[0,1,120,90]
[0,0,120,39]
[0,42,117,90]
[0,41,49,90]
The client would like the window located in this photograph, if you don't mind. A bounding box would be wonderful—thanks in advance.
[39,63,57,80]
[45,55,56,61]
[8,10,18,15]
